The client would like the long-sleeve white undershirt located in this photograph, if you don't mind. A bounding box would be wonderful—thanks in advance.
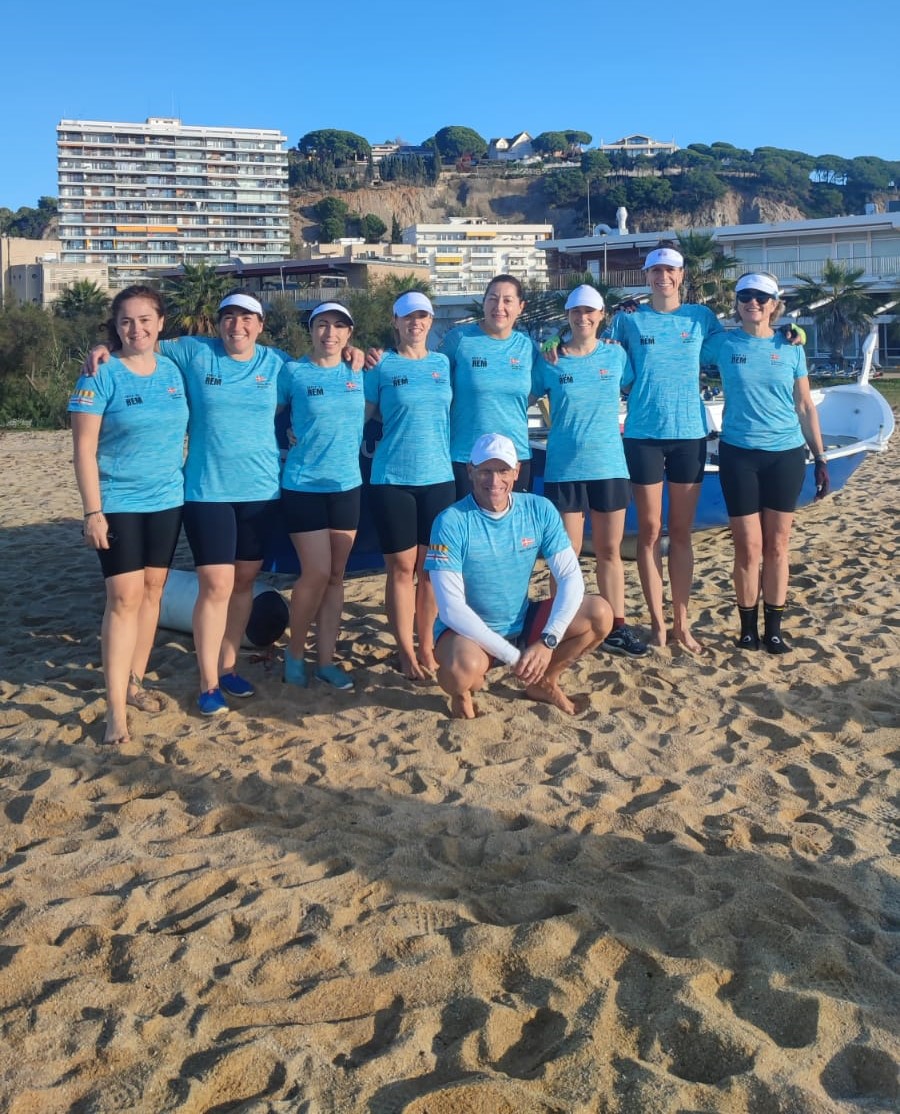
[430,546,584,666]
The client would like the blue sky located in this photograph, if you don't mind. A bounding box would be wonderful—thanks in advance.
[3,0,898,210]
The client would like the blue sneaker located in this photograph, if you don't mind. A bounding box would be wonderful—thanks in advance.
[198,687,228,716]
[219,672,256,698]
[283,647,307,687]
[315,663,354,691]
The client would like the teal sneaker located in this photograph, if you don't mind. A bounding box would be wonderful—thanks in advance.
[283,647,308,687]
[315,663,354,691]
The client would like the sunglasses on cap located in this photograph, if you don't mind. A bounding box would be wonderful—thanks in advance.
[737,290,775,304]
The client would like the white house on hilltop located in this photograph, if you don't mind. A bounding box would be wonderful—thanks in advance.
[487,133,534,161]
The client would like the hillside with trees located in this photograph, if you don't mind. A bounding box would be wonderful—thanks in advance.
[288,129,900,243]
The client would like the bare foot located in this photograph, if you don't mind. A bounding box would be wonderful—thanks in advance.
[449,692,477,719]
[524,679,576,715]
[673,629,704,654]
[417,654,439,679]
[102,718,131,745]
[649,627,667,648]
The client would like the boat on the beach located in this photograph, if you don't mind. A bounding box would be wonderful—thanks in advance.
[264,333,895,574]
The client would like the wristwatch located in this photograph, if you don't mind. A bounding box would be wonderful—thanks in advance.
[541,632,558,650]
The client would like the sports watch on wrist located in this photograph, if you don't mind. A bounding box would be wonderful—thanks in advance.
[541,632,558,650]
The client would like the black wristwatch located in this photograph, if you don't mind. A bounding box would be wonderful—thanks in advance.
[541,632,558,650]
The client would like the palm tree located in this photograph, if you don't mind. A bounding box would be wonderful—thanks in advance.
[53,280,110,321]
[163,262,232,336]
[787,260,877,368]
[676,231,738,313]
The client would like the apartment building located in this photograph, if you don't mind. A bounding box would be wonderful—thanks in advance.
[57,117,290,286]
[402,218,553,295]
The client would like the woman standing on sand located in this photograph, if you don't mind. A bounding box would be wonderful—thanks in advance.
[364,292,455,680]
[606,245,724,652]
[532,284,647,659]
[440,273,541,497]
[278,302,365,692]
[69,286,188,744]
[703,272,830,653]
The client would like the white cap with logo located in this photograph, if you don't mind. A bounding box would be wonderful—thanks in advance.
[643,247,684,270]
[470,433,518,469]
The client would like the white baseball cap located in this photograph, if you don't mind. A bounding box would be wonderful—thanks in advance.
[218,293,264,317]
[393,291,434,317]
[735,272,780,297]
[470,433,518,469]
[309,301,354,326]
[643,247,684,270]
[565,284,605,311]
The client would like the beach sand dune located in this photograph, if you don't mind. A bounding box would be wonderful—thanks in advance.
[0,429,897,1113]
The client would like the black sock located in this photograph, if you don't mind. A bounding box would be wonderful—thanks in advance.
[763,603,790,654]
[737,604,759,649]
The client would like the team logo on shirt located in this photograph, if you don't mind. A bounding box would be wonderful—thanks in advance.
[205,374,222,386]
[520,537,536,549]
[680,331,692,343]
[558,373,573,384]
[431,372,444,383]
[510,358,521,368]
[598,367,609,378]
[770,353,781,364]
[125,394,144,407]
[69,388,96,407]
[640,336,655,345]
[426,543,450,563]
[166,386,184,399]
[345,380,359,391]
[731,354,747,364]
[471,357,488,368]
[255,375,270,389]
[392,375,409,387]
[307,385,324,396]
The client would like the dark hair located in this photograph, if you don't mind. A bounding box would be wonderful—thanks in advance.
[217,287,265,320]
[107,285,166,352]
[484,274,525,300]
[308,301,354,329]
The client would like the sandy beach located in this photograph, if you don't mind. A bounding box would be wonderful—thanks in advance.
[0,427,897,1114]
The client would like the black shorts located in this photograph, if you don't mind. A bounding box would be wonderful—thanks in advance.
[369,481,457,554]
[183,499,281,566]
[97,506,183,579]
[544,478,632,515]
[453,459,531,500]
[624,437,707,485]
[281,487,361,534]
[718,442,807,517]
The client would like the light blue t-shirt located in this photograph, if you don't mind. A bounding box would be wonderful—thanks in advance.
[703,330,808,451]
[364,350,453,485]
[532,343,630,482]
[440,323,538,462]
[278,358,364,492]
[424,492,571,640]
[608,304,723,440]
[160,337,284,502]
[68,354,188,513]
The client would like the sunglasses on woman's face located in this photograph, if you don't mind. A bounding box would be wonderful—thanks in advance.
[737,290,774,304]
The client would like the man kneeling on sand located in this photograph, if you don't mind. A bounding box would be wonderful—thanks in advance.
[424,433,612,718]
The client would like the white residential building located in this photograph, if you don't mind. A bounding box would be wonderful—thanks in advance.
[57,117,290,286]
[596,134,679,159]
[402,218,553,296]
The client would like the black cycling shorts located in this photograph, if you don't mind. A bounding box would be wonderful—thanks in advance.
[183,498,281,566]
[97,506,183,579]
[624,437,707,485]
[369,481,457,554]
[544,477,632,515]
[281,487,361,534]
[718,442,807,517]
